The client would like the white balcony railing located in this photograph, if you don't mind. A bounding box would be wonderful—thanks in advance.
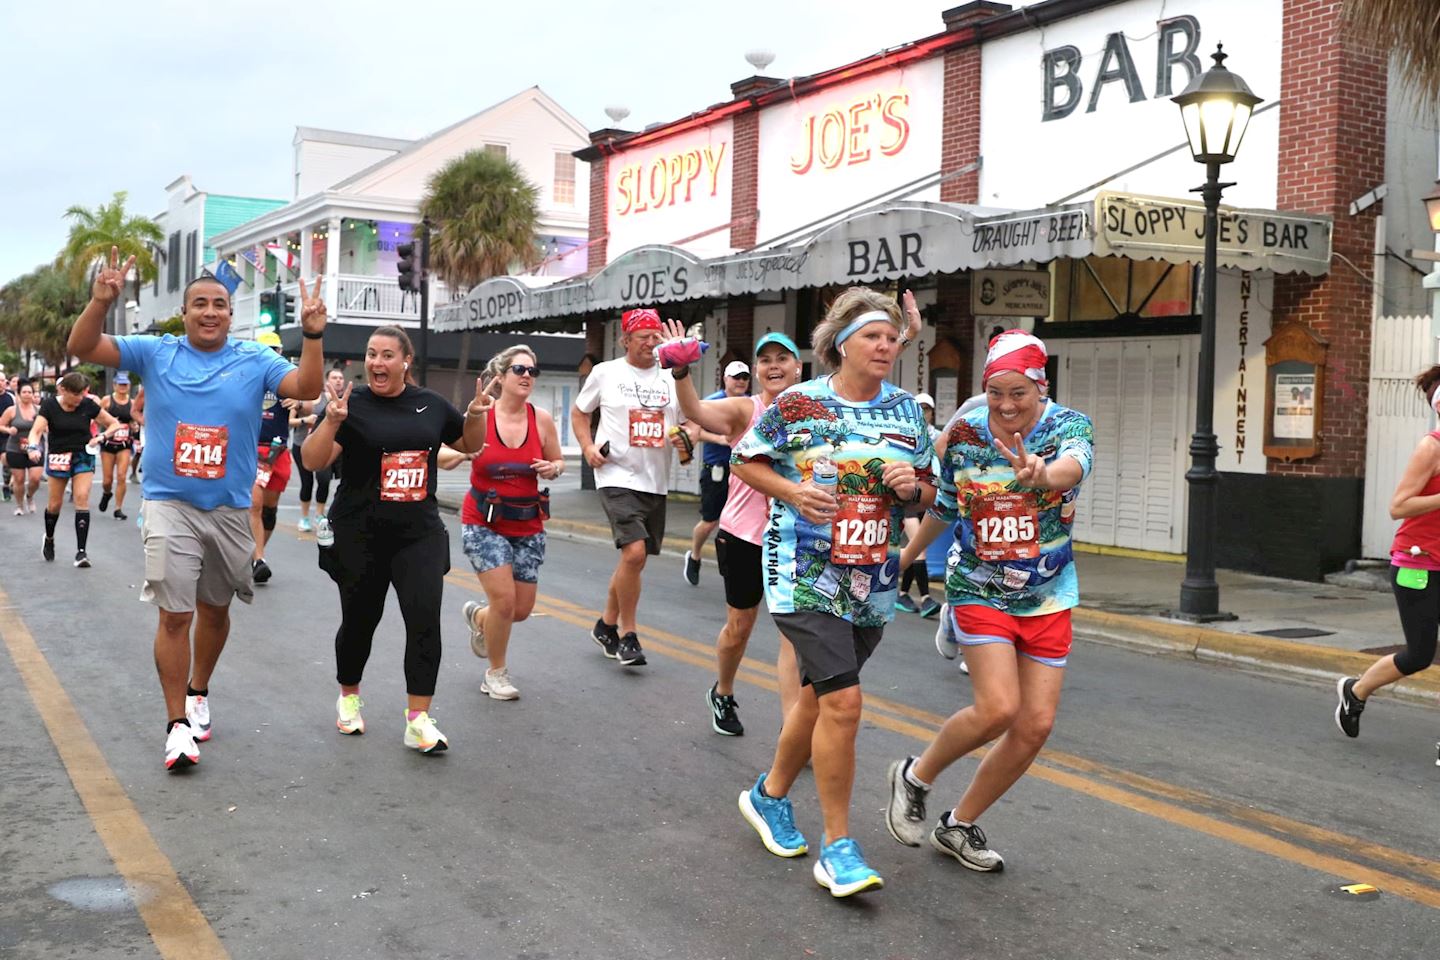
[336,274,454,321]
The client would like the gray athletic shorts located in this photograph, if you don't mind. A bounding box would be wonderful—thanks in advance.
[598,487,667,555]
[772,610,884,696]
[140,499,255,612]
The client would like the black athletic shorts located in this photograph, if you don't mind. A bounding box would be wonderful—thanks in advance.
[771,610,884,696]
[699,462,730,522]
[5,450,31,471]
[716,529,762,610]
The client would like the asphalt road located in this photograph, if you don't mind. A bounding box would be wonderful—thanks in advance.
[2,500,1439,960]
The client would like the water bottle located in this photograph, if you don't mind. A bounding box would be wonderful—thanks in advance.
[654,337,709,369]
[811,457,838,536]
[315,516,334,548]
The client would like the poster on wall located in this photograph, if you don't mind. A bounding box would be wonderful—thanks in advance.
[971,269,1051,317]
[1273,373,1316,440]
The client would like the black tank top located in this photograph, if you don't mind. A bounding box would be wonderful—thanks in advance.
[108,395,133,423]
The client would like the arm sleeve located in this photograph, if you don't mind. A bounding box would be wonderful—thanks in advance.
[574,366,603,414]
[265,352,297,394]
[114,335,158,375]
[731,402,786,466]
[929,443,961,523]
[1055,412,1095,482]
[440,402,465,445]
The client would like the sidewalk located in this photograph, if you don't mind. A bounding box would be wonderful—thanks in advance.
[436,478,1440,705]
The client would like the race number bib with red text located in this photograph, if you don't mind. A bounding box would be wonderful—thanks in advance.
[46,451,72,473]
[831,494,890,566]
[255,464,273,488]
[380,450,429,502]
[628,408,666,448]
[173,424,228,479]
[111,425,130,444]
[973,491,1040,562]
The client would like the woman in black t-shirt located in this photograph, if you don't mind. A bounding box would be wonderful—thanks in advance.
[26,371,124,567]
[302,326,490,753]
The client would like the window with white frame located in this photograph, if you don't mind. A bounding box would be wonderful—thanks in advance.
[484,143,508,158]
[553,152,576,205]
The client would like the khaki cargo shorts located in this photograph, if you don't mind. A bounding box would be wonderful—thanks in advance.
[140,499,255,612]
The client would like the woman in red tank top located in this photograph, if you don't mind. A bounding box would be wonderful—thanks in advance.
[459,346,564,701]
[1336,364,1440,739]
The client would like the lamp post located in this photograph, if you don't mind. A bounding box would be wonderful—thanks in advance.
[1171,44,1262,621]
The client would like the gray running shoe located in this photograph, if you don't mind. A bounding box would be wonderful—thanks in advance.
[884,757,929,846]
[463,601,487,658]
[930,818,1005,872]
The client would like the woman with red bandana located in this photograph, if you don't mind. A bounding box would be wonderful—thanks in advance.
[882,329,1094,873]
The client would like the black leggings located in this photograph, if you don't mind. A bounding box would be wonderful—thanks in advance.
[333,522,450,696]
[901,559,931,596]
[1392,565,1440,675]
[294,445,332,504]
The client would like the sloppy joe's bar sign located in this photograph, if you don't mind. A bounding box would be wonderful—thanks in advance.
[605,119,734,262]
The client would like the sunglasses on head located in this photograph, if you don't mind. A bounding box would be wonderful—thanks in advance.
[509,364,541,378]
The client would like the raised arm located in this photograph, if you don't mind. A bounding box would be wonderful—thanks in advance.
[67,246,129,368]
[277,277,326,401]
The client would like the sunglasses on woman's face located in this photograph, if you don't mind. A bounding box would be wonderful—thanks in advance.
[509,364,541,378]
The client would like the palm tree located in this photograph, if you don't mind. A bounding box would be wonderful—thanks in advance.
[17,265,87,374]
[59,191,163,309]
[1344,1,1440,100]
[419,149,541,403]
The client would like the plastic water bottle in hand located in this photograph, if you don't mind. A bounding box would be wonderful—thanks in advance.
[315,516,334,548]
[811,457,838,535]
[654,337,708,369]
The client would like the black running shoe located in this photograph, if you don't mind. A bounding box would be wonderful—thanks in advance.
[42,536,54,562]
[682,550,701,586]
[707,683,743,736]
[73,551,90,569]
[113,509,127,521]
[591,618,620,659]
[252,558,272,584]
[97,490,112,513]
[616,632,646,666]
[1335,676,1365,738]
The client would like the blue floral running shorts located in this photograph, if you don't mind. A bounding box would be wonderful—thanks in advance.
[461,525,547,583]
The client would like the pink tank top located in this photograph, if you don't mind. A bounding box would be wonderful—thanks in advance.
[719,395,768,545]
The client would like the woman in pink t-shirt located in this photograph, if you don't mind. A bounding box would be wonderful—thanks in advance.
[1336,364,1440,739]
[672,329,804,737]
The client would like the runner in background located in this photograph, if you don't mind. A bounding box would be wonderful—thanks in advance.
[1,379,42,514]
[670,330,804,736]
[290,366,343,532]
[886,330,1093,874]
[0,373,12,502]
[249,331,292,584]
[460,345,564,701]
[570,308,687,668]
[682,360,751,587]
[895,392,943,619]
[1336,363,1440,738]
[97,371,141,520]
[27,370,123,567]
[732,288,936,898]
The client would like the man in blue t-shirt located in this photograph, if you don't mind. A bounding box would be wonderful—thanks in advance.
[682,360,751,586]
[68,248,326,772]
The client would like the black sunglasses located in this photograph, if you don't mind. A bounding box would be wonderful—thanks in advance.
[509,364,541,378]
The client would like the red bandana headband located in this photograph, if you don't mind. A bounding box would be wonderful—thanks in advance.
[983,329,1048,388]
[622,308,662,333]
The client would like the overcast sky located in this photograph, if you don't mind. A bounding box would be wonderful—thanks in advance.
[0,0,947,286]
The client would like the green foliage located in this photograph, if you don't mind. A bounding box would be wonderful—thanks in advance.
[59,191,163,298]
[420,149,542,290]
[154,313,185,336]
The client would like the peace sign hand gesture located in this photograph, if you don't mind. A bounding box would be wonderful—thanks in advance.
[324,380,353,424]
[468,377,497,416]
[93,246,136,305]
[297,277,327,335]
[993,432,1049,488]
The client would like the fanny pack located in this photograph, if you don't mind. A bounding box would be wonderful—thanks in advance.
[469,486,551,523]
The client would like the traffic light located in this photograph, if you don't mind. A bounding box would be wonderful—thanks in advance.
[397,241,420,293]
[258,290,277,331]
[280,290,296,325]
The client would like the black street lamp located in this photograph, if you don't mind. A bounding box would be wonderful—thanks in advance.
[1171,44,1262,621]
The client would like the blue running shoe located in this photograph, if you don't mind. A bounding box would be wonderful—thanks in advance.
[738,774,807,857]
[813,837,884,897]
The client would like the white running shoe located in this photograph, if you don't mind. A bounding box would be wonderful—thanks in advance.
[403,711,448,754]
[164,722,199,771]
[336,693,365,735]
[462,601,487,659]
[934,603,959,660]
[185,694,212,742]
[481,667,520,701]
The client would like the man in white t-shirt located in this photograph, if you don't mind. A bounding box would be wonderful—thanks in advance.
[571,308,684,668]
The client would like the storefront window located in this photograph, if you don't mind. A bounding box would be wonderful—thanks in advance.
[1051,256,1195,322]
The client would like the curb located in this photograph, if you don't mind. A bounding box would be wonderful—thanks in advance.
[441,495,1440,707]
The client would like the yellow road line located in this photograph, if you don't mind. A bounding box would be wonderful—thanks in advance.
[443,573,1440,909]
[0,585,228,959]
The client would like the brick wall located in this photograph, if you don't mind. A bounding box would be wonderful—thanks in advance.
[940,45,982,205]
[1271,0,1388,479]
[731,111,759,249]
[726,298,755,358]
[587,158,608,273]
